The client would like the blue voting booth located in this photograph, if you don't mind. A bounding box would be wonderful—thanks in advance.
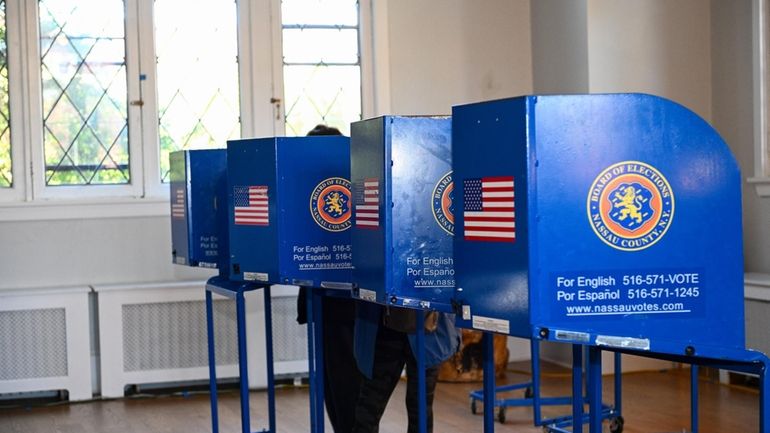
[226,135,353,433]
[169,148,276,433]
[452,94,770,433]
[227,136,352,289]
[453,94,743,358]
[350,115,580,433]
[171,137,354,433]
[351,116,454,311]
[350,116,453,433]
[169,149,229,272]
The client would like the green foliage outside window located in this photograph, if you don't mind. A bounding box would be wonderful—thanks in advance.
[0,0,12,187]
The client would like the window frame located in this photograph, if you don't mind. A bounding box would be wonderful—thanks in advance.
[270,0,375,135]
[139,0,252,199]
[26,0,144,200]
[0,0,375,221]
[0,0,26,202]
[753,0,770,197]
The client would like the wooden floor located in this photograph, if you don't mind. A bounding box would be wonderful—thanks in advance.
[0,362,760,433]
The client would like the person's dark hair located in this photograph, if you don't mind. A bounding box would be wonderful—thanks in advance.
[306,124,342,136]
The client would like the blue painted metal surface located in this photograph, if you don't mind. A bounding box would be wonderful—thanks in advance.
[350,116,454,311]
[205,290,220,433]
[482,333,495,433]
[571,345,583,433]
[587,348,602,433]
[170,149,229,274]
[204,277,274,433]
[469,341,621,431]
[452,94,744,357]
[227,136,352,288]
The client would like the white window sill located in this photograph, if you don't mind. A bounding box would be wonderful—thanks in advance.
[0,197,171,222]
[748,177,770,197]
[745,272,770,301]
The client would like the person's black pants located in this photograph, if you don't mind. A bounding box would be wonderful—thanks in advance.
[352,325,439,433]
[323,308,362,433]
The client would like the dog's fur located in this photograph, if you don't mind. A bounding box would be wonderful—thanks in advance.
[437,329,509,382]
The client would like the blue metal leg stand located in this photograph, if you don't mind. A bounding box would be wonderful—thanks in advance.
[691,365,698,433]
[264,286,276,433]
[312,289,325,433]
[206,290,220,433]
[305,288,317,432]
[613,352,622,417]
[236,291,252,433]
[531,339,543,425]
[571,345,584,433]
[416,312,427,433]
[482,332,495,433]
[762,364,770,433]
[587,347,602,433]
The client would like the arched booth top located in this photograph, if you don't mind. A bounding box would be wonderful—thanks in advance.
[452,94,744,357]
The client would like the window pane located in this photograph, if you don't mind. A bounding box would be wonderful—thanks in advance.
[282,28,359,64]
[155,0,240,182]
[283,65,360,136]
[0,0,11,188]
[281,0,361,137]
[39,0,129,186]
[282,0,358,27]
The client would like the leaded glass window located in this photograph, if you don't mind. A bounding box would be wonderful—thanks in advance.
[39,0,129,186]
[0,0,10,188]
[281,0,362,136]
[155,0,240,182]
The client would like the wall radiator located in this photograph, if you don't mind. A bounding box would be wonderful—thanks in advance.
[0,286,92,401]
[95,281,308,398]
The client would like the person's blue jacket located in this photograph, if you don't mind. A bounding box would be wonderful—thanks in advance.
[353,302,460,379]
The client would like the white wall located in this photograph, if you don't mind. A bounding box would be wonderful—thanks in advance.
[531,0,589,93]
[531,0,712,120]
[587,0,712,121]
[711,0,770,275]
[382,0,532,115]
[0,216,213,291]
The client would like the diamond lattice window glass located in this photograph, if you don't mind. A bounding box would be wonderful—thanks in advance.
[155,0,240,182]
[0,0,11,188]
[281,0,361,137]
[39,0,129,186]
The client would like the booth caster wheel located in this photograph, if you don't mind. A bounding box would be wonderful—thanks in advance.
[609,415,624,433]
[497,407,506,423]
[524,386,534,399]
[470,399,478,415]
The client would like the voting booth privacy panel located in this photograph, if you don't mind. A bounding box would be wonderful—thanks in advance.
[351,116,455,311]
[226,136,353,289]
[452,94,744,357]
[169,149,230,272]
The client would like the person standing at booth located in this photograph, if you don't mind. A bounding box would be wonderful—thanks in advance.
[297,124,363,433]
[352,304,459,433]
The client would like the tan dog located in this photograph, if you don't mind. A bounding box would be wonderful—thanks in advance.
[437,329,509,382]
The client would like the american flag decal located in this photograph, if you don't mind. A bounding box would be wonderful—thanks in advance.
[355,178,380,228]
[171,186,185,219]
[234,185,269,226]
[463,176,515,242]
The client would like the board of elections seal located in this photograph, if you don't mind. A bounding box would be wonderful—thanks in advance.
[587,161,674,251]
[310,177,352,232]
[432,171,454,235]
